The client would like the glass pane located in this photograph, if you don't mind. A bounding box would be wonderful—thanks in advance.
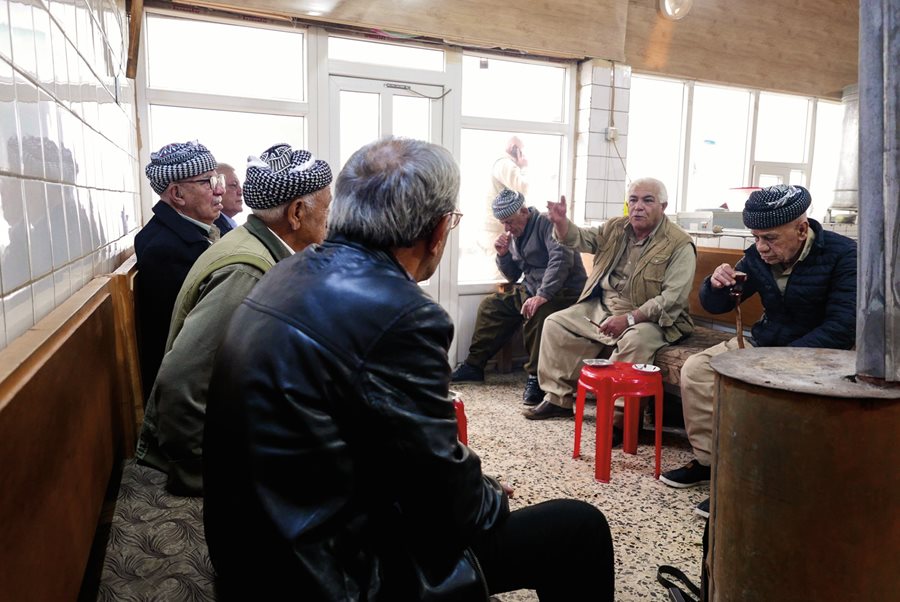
[686,85,752,211]
[393,95,430,142]
[147,15,304,101]
[458,129,562,283]
[338,91,380,171]
[758,173,783,188]
[329,37,444,71]
[149,105,306,185]
[462,55,566,122]
[809,100,844,221]
[626,76,686,207]
[755,92,809,163]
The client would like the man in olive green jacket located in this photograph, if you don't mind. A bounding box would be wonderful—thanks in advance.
[526,177,696,420]
[136,144,333,495]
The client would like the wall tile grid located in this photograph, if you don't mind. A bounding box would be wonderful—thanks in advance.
[573,59,630,224]
[0,0,138,347]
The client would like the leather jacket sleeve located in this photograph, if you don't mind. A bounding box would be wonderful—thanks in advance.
[357,300,509,554]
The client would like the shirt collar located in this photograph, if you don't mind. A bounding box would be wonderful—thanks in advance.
[177,211,213,234]
[266,226,295,255]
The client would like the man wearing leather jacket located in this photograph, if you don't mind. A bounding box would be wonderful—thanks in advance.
[203,137,614,601]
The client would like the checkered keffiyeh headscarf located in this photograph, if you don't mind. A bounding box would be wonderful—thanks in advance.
[243,144,333,209]
[492,188,525,220]
[742,185,812,229]
[145,141,217,194]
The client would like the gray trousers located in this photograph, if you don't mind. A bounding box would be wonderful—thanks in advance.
[466,285,580,374]
[537,300,668,409]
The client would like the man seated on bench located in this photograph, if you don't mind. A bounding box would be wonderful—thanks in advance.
[660,185,857,518]
[451,188,586,404]
[136,144,333,496]
[525,177,696,430]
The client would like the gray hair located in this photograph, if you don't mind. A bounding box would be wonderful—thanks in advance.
[628,177,668,205]
[329,137,459,247]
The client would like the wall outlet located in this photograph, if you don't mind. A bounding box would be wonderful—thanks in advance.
[605,127,618,142]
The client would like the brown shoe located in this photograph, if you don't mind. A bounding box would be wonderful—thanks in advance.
[524,399,574,420]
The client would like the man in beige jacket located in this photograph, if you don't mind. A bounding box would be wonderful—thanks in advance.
[525,177,696,422]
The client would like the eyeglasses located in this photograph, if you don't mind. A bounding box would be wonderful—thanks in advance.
[180,174,226,190]
[445,210,463,231]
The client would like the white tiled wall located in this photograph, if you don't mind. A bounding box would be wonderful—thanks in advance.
[0,0,139,349]
[572,59,631,223]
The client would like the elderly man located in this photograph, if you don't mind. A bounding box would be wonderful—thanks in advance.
[526,177,696,421]
[452,188,587,404]
[660,185,857,518]
[478,136,531,268]
[136,140,225,396]
[136,144,332,496]
[490,135,529,200]
[203,137,614,601]
[213,162,243,233]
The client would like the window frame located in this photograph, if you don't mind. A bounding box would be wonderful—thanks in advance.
[135,8,313,219]
[630,73,834,214]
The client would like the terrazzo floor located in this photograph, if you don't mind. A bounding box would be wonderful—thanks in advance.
[454,371,707,602]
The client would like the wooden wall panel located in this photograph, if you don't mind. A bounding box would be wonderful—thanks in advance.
[187,0,628,60]
[0,280,119,602]
[625,0,858,98]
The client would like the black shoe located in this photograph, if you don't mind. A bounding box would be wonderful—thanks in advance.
[451,363,484,383]
[524,399,573,420]
[659,460,711,489]
[522,375,544,405]
[694,497,710,519]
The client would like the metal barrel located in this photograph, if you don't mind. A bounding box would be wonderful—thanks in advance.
[708,348,900,602]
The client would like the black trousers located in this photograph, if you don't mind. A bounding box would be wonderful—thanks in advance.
[472,499,615,601]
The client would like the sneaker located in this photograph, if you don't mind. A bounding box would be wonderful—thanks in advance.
[659,460,711,489]
[451,363,484,383]
[694,497,710,519]
[522,375,544,405]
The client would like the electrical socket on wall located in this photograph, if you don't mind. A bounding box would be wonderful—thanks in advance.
[605,127,618,142]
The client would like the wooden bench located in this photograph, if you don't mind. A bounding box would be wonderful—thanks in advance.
[0,255,142,601]
[655,247,764,393]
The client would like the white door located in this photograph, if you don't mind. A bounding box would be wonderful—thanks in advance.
[329,75,447,301]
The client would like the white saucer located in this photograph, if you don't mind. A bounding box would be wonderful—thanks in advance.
[632,363,660,373]
[583,358,614,367]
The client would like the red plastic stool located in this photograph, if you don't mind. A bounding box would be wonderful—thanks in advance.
[453,397,468,445]
[572,362,664,483]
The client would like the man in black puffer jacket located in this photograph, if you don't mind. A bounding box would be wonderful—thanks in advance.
[203,137,614,601]
[659,185,857,517]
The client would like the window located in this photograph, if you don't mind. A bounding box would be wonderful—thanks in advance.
[809,100,844,221]
[755,92,810,164]
[457,54,571,284]
[142,11,310,226]
[686,84,752,211]
[626,76,686,206]
[628,75,843,218]
[458,130,564,283]
[462,55,566,123]
[146,15,305,101]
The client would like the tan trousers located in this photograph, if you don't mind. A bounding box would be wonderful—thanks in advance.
[537,301,667,409]
[680,336,754,465]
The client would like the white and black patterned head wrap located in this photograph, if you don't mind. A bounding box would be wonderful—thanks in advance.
[145,140,217,194]
[742,185,811,229]
[243,144,333,209]
[492,188,525,220]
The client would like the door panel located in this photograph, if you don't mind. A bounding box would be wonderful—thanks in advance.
[329,76,445,300]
